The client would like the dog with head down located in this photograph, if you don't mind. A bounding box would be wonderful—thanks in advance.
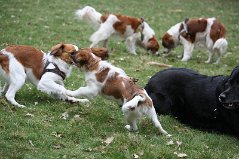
[162,17,228,64]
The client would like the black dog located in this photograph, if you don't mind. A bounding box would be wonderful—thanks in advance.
[145,67,239,137]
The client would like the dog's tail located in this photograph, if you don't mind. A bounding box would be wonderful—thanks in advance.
[122,94,146,113]
[75,6,102,30]
[213,38,228,55]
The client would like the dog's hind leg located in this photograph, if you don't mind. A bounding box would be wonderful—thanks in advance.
[5,74,26,108]
[1,83,9,95]
[205,49,214,64]
[148,107,170,136]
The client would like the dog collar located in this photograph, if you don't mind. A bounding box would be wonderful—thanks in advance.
[41,61,66,80]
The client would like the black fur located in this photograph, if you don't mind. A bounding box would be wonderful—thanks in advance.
[145,67,239,137]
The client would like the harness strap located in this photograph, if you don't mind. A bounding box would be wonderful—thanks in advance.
[41,61,66,80]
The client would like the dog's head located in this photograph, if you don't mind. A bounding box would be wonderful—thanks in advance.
[50,43,79,64]
[71,48,108,70]
[162,33,175,54]
[219,66,239,110]
[146,36,160,55]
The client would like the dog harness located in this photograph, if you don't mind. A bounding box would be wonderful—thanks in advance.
[41,61,66,80]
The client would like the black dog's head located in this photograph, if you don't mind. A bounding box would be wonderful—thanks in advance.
[219,66,239,110]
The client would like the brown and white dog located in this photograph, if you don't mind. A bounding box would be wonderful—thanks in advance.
[75,6,159,55]
[162,18,228,64]
[0,43,107,107]
[65,48,169,135]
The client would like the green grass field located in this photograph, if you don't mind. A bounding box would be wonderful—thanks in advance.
[0,0,239,158]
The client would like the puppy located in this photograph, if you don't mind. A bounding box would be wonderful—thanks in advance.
[162,18,228,64]
[65,48,169,135]
[75,6,159,55]
[0,43,91,107]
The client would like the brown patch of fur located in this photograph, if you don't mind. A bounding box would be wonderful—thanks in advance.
[90,48,109,60]
[96,67,110,82]
[162,33,175,49]
[102,75,152,108]
[147,36,159,53]
[210,20,226,43]
[0,52,9,73]
[101,14,142,34]
[5,45,44,80]
[181,18,208,43]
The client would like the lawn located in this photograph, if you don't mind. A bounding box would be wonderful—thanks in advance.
[0,0,239,158]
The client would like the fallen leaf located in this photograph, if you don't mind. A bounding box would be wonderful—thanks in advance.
[53,144,61,149]
[174,152,188,158]
[29,140,34,146]
[176,141,182,147]
[26,113,34,117]
[103,136,114,145]
[166,140,174,145]
[133,154,139,159]
[61,112,68,120]
[51,132,62,138]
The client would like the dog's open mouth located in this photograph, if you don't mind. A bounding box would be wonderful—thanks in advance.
[222,102,239,110]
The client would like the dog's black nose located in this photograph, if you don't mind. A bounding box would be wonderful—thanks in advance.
[219,93,226,102]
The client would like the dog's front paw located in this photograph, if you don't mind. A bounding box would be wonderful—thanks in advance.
[16,104,26,108]
[125,125,138,131]
[125,125,132,131]
[66,97,89,104]
[65,90,76,97]
[78,98,90,103]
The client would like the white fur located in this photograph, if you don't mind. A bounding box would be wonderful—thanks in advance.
[0,46,89,108]
[166,18,228,64]
[65,54,169,135]
[75,6,156,55]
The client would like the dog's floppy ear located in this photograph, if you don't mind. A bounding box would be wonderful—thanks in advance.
[184,18,189,23]
[50,43,65,56]
[140,17,144,23]
[91,48,109,60]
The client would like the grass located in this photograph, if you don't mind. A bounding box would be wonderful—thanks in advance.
[0,0,239,158]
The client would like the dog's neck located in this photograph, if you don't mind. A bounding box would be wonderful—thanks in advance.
[85,56,101,72]
[49,55,72,75]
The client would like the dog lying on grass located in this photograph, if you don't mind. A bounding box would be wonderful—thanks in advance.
[145,67,239,138]
[65,48,169,135]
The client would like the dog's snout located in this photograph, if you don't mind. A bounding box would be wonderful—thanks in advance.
[219,93,226,102]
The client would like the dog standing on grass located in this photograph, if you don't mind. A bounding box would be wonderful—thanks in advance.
[75,6,160,55]
[162,17,228,64]
[65,48,169,135]
[0,43,107,107]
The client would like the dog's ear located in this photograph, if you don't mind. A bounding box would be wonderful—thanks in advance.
[50,43,65,56]
[140,17,144,23]
[91,48,109,60]
[184,18,189,23]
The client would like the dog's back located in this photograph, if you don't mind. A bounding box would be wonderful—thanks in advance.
[145,68,226,128]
